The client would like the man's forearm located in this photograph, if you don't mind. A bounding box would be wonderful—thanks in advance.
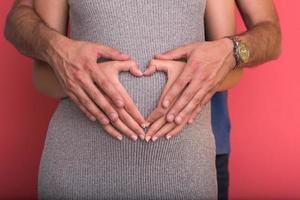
[237,21,282,67]
[4,1,63,63]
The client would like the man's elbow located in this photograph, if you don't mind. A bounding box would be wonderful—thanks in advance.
[3,11,14,43]
[3,1,33,43]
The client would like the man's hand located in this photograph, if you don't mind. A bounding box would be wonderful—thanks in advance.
[146,38,236,126]
[47,37,146,131]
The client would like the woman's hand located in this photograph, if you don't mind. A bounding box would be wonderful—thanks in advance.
[143,55,243,142]
[145,39,236,126]
[94,60,146,141]
[33,59,146,141]
[143,59,190,141]
[33,0,146,131]
[144,59,210,142]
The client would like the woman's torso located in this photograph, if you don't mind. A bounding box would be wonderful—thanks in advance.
[38,1,217,199]
[69,0,207,117]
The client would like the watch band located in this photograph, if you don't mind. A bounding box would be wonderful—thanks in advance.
[226,36,242,69]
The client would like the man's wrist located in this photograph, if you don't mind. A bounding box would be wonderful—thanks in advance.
[35,23,69,66]
[222,37,237,70]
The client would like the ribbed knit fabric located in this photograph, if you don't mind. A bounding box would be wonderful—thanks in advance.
[38,0,217,199]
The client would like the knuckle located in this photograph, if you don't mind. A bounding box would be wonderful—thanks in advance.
[83,62,95,73]
[94,111,104,119]
[175,78,186,87]
[149,59,156,66]
[190,60,202,69]
[66,79,77,91]
[193,96,202,105]
[128,60,136,66]
[73,70,83,80]
[182,91,193,102]
[205,77,216,88]
[98,78,108,88]
[81,98,91,107]
[179,111,187,119]
[157,108,166,116]
[89,89,100,100]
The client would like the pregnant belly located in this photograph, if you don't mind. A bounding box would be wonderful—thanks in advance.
[119,71,167,118]
[41,95,217,199]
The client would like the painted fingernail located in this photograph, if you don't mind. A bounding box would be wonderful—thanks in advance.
[100,117,110,125]
[145,136,151,142]
[131,135,138,141]
[109,113,118,122]
[175,116,183,124]
[167,114,175,122]
[152,136,158,142]
[117,135,123,141]
[166,135,172,140]
[163,100,170,108]
[116,100,124,108]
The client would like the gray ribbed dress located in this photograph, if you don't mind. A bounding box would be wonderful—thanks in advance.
[38,0,217,199]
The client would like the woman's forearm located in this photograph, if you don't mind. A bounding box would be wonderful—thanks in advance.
[216,68,243,91]
[32,60,67,98]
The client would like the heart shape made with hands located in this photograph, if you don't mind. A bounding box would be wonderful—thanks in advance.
[99,59,186,128]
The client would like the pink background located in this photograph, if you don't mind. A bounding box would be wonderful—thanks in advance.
[1,0,299,199]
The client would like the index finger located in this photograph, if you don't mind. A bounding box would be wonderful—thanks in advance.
[113,79,146,126]
[92,72,125,108]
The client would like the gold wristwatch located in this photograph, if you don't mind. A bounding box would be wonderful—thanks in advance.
[227,36,250,68]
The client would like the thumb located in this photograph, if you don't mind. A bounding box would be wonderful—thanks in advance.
[144,59,169,76]
[116,60,143,77]
[97,45,130,61]
[154,44,193,60]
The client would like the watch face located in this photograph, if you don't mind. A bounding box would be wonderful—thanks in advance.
[239,42,250,64]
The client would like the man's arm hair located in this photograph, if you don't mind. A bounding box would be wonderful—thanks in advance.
[4,0,63,63]
[235,0,282,67]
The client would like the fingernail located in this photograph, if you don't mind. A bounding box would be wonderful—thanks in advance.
[131,135,138,141]
[163,100,170,108]
[109,113,118,122]
[175,116,183,124]
[117,135,123,141]
[139,134,145,140]
[145,136,151,142]
[142,122,150,128]
[166,135,172,140]
[137,71,143,76]
[100,117,110,125]
[188,119,194,124]
[121,53,130,58]
[152,136,158,142]
[167,114,175,122]
[90,116,96,121]
[116,100,124,108]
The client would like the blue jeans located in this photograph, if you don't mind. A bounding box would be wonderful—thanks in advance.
[216,154,229,200]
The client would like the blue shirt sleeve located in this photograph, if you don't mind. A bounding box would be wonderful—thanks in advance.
[211,91,231,155]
